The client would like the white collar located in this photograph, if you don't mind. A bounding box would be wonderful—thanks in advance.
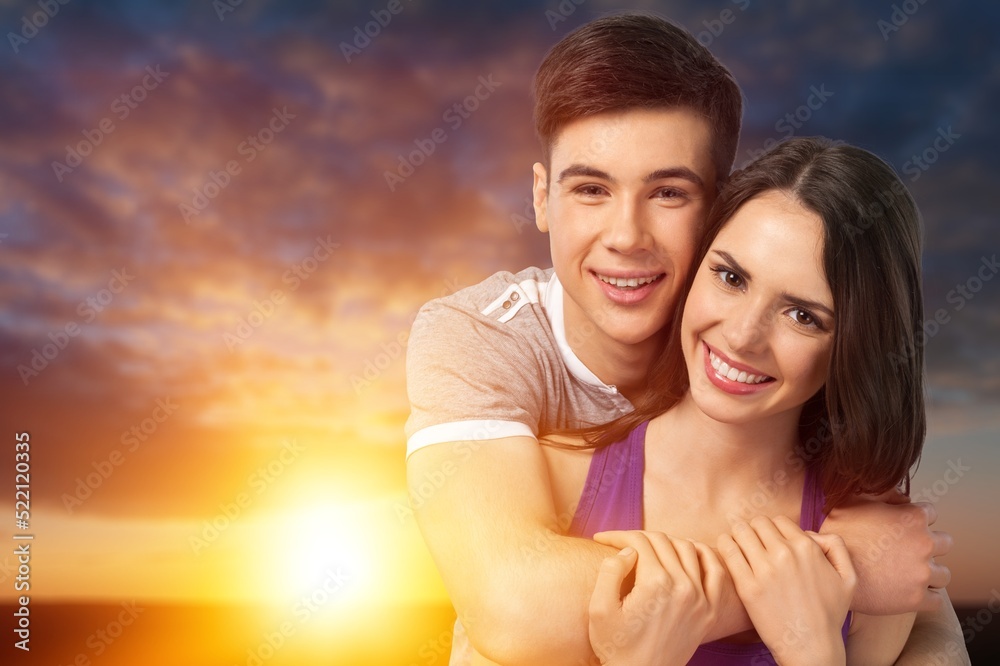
[542,273,619,394]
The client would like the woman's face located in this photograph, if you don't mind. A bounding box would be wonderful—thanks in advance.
[681,190,835,427]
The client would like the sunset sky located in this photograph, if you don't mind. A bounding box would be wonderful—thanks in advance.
[0,0,998,662]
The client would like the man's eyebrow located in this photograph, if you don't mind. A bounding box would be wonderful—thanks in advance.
[644,167,705,189]
[712,250,835,318]
[557,164,705,189]
[557,164,613,183]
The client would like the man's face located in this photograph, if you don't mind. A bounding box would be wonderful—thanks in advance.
[533,107,716,357]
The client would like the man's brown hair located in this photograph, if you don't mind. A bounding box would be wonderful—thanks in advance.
[533,12,743,186]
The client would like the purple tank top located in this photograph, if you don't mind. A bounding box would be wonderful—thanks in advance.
[569,420,851,665]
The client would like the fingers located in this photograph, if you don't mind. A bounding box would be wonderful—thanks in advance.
[590,547,638,617]
[733,521,767,569]
[916,587,946,613]
[595,531,682,591]
[764,514,807,544]
[806,532,858,588]
[671,538,704,597]
[694,541,726,603]
[928,560,952,589]
[593,530,640,550]
[913,501,938,526]
[717,533,753,581]
[871,487,911,504]
[931,530,954,558]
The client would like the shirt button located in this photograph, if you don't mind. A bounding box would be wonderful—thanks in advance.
[502,300,511,309]
[510,292,520,302]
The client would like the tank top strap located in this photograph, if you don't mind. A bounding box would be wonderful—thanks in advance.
[799,461,827,532]
[568,420,648,539]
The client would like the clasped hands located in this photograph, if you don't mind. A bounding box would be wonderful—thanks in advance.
[587,502,951,666]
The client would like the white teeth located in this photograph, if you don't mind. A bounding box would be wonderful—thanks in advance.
[708,349,771,385]
[597,274,660,288]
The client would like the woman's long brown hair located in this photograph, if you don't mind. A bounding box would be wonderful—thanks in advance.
[554,137,925,509]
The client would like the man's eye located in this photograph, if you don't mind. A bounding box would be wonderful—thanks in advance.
[576,185,605,196]
[655,188,686,200]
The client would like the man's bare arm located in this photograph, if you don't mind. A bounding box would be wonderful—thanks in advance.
[412,439,954,663]
[408,437,753,665]
[895,590,970,666]
[822,498,952,614]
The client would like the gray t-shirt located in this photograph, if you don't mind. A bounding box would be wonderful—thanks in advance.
[406,266,632,454]
[405,266,633,664]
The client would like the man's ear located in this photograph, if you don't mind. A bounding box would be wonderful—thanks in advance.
[532,162,549,233]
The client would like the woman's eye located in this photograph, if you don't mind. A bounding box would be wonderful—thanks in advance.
[716,269,743,288]
[790,309,816,326]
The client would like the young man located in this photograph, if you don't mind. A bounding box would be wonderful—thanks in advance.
[406,13,966,666]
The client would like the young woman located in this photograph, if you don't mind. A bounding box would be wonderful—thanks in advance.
[552,137,927,664]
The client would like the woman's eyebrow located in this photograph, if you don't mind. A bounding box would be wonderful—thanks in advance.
[781,292,835,318]
[713,249,834,316]
[712,250,753,281]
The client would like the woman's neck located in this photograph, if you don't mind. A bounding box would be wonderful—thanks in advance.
[645,393,805,501]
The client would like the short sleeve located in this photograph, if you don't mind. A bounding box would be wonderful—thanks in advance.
[404,296,547,458]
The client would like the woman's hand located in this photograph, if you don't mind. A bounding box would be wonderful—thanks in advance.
[718,515,857,666]
[589,530,724,665]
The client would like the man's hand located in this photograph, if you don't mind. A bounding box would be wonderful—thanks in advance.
[589,532,724,665]
[821,492,952,615]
